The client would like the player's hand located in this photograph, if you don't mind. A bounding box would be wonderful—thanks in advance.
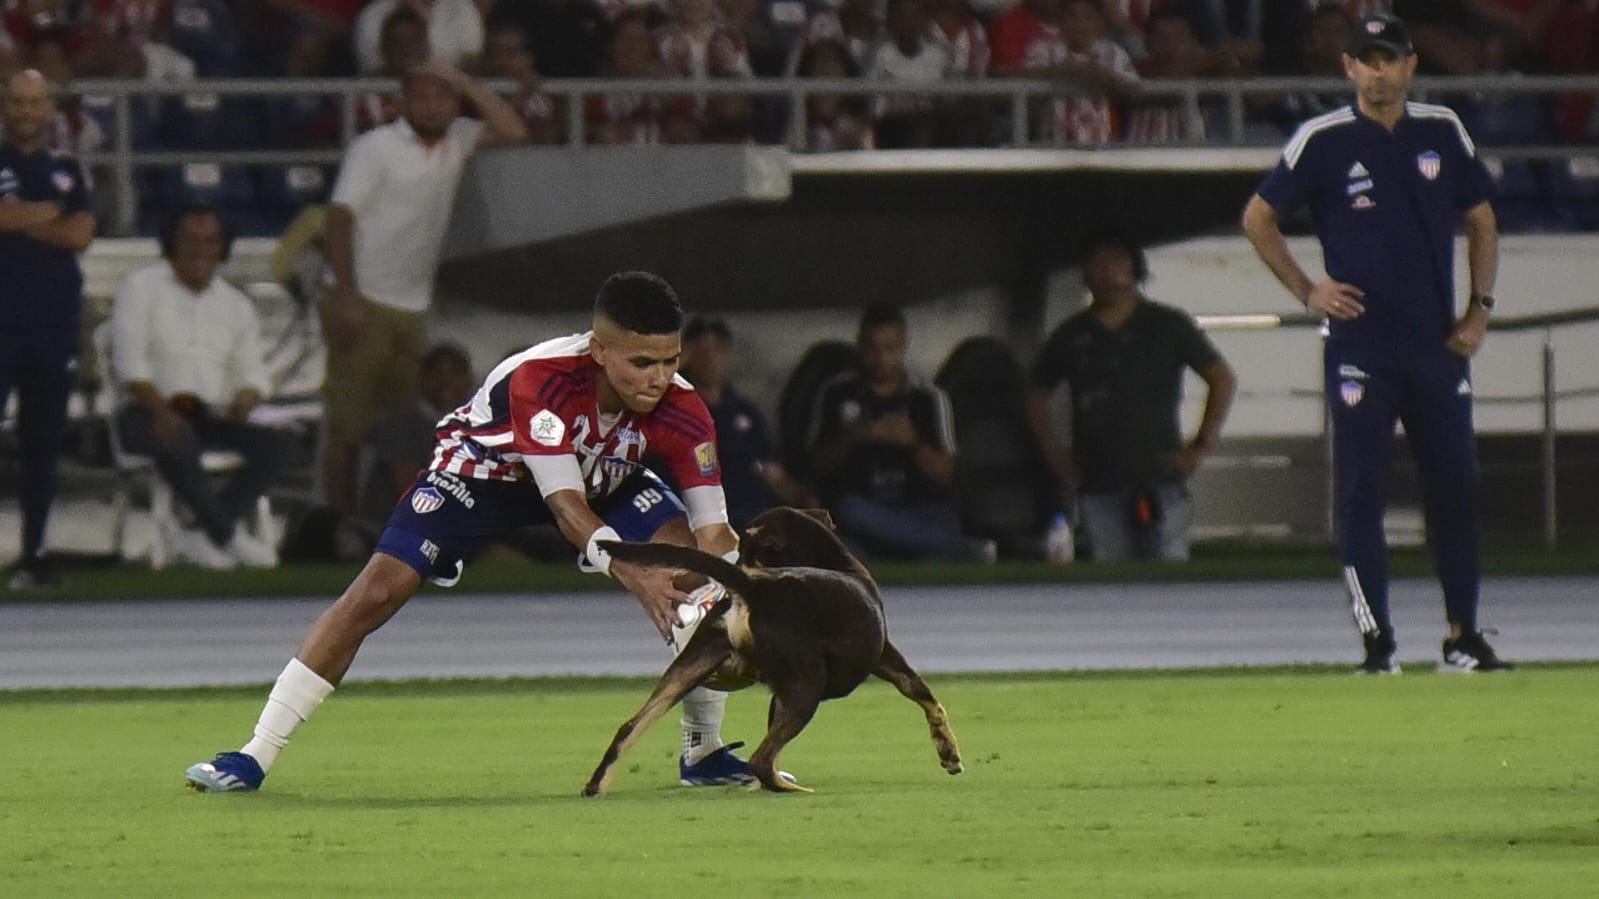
[1305,280,1365,321]
[611,560,693,642]
[1446,304,1490,359]
[877,413,918,448]
[151,405,191,448]
[1169,442,1208,477]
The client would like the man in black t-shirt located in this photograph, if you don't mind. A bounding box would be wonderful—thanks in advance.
[1025,229,1236,562]
[809,304,995,563]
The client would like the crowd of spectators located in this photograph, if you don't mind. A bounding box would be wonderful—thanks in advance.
[0,0,1592,156]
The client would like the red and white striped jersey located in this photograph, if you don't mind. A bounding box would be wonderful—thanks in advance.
[428,332,722,499]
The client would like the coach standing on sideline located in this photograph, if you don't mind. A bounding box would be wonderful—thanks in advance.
[320,62,528,514]
[0,70,96,590]
[1242,13,1508,675]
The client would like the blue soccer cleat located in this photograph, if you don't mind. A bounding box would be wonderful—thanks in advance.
[679,741,795,787]
[185,751,266,793]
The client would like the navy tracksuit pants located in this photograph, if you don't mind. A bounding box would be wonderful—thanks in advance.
[1327,341,1481,638]
[0,343,76,567]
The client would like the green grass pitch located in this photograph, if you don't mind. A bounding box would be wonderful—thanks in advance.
[2,668,1595,898]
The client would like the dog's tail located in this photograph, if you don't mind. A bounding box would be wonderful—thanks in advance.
[597,541,758,595]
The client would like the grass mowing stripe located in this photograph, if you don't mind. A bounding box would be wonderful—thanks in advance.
[2,670,1596,897]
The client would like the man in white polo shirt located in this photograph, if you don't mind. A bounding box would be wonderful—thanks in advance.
[320,63,528,513]
[111,203,294,570]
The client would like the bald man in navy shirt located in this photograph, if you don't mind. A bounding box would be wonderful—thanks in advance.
[1242,14,1509,675]
[0,70,97,590]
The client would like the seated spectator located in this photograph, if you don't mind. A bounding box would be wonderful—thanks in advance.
[354,0,483,74]
[254,0,363,77]
[789,0,881,74]
[1024,228,1235,562]
[1545,0,1599,141]
[679,317,815,530]
[109,204,294,570]
[358,6,431,133]
[1392,0,1507,74]
[796,38,874,150]
[355,343,474,533]
[927,0,988,78]
[490,0,607,78]
[1125,10,1213,143]
[990,0,1139,144]
[1467,0,1563,69]
[865,0,952,148]
[719,0,797,77]
[656,0,757,142]
[1170,0,1271,75]
[587,10,694,144]
[481,18,562,143]
[808,304,995,564]
[1267,2,1355,133]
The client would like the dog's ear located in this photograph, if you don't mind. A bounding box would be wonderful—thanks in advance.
[798,508,836,530]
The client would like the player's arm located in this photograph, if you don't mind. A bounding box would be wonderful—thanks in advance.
[20,210,96,251]
[1172,358,1237,477]
[0,200,62,232]
[1241,194,1365,321]
[542,483,691,642]
[1024,383,1078,487]
[1448,200,1499,359]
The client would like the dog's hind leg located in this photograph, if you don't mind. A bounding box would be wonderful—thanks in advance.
[749,688,822,793]
[874,640,963,775]
[582,633,734,797]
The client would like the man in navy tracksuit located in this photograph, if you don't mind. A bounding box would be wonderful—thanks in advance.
[0,70,97,590]
[1241,14,1509,674]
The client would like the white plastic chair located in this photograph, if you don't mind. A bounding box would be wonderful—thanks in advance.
[92,322,274,568]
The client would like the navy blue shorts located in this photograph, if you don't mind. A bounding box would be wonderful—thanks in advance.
[375,468,689,583]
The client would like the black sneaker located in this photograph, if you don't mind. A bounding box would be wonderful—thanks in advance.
[1442,630,1515,673]
[1357,630,1400,675]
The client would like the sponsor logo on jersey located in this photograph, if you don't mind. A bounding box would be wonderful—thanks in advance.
[530,409,565,447]
[1417,150,1441,181]
[1346,178,1374,195]
[1340,380,1364,407]
[1337,364,1369,380]
[1456,378,1472,396]
[1352,195,1376,210]
[411,486,445,514]
[420,539,440,563]
[425,470,476,508]
[1347,161,1368,178]
[694,441,718,476]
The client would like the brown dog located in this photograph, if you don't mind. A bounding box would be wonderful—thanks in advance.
[581,507,963,795]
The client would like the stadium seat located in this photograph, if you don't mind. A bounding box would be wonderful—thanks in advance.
[934,337,1059,559]
[160,93,263,151]
[258,165,335,233]
[140,164,270,236]
[79,92,159,151]
[775,340,858,485]
[1483,157,1559,234]
[1546,156,1599,232]
[1454,94,1557,147]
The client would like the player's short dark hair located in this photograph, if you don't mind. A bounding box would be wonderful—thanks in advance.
[421,343,471,374]
[858,303,906,337]
[381,6,425,45]
[683,316,731,342]
[1080,226,1149,282]
[595,271,683,335]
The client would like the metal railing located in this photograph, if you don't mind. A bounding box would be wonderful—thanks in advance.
[69,74,1599,235]
[1200,307,1599,546]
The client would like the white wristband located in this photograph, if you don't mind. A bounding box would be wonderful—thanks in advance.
[585,526,622,577]
[721,548,739,564]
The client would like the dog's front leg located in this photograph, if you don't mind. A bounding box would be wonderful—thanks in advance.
[874,640,963,776]
[582,633,734,797]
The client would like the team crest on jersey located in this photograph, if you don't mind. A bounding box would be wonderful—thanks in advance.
[411,487,445,514]
[52,170,74,194]
[694,441,718,476]
[1340,380,1364,407]
[1417,151,1441,181]
[529,409,565,447]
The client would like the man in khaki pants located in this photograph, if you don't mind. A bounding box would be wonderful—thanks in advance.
[321,62,527,512]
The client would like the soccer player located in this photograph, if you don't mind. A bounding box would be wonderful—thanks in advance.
[1241,13,1510,675]
[186,271,767,791]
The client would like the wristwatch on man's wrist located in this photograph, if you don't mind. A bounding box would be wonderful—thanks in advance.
[1472,293,1496,314]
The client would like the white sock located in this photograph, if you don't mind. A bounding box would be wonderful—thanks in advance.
[681,686,727,764]
[240,657,335,772]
